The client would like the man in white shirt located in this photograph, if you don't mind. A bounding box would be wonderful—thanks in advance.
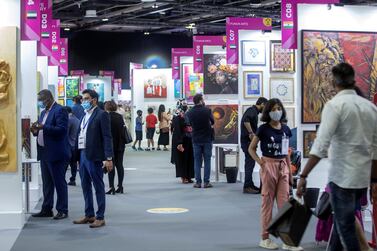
[297,63,377,251]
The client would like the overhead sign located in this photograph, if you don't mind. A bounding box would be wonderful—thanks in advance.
[193,36,226,73]
[21,0,41,41]
[171,48,193,79]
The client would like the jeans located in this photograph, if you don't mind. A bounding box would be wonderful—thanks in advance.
[329,182,366,251]
[193,142,212,184]
[108,150,125,188]
[79,151,106,220]
[241,142,256,188]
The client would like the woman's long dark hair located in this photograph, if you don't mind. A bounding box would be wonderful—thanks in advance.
[158,104,165,122]
[260,98,287,123]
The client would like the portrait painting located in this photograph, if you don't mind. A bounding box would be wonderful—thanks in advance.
[270,78,294,103]
[207,105,238,144]
[244,71,263,99]
[303,131,317,158]
[143,71,168,98]
[87,82,105,102]
[203,54,238,95]
[241,40,266,66]
[270,40,295,72]
[302,30,377,123]
[65,77,80,98]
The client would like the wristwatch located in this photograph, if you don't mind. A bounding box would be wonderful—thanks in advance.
[106,157,113,161]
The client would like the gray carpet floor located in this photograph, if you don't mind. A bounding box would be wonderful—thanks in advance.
[11,149,328,251]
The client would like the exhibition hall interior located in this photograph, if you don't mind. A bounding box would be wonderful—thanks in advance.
[1,0,377,250]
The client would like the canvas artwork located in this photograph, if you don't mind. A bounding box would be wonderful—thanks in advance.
[244,71,263,99]
[66,99,74,107]
[58,77,65,97]
[207,105,238,144]
[186,74,204,103]
[174,79,181,99]
[285,107,296,129]
[144,72,168,98]
[302,30,377,123]
[270,78,294,103]
[57,99,65,106]
[203,54,238,95]
[0,27,17,172]
[87,82,105,102]
[241,40,266,65]
[65,77,80,98]
[303,131,317,158]
[270,40,295,72]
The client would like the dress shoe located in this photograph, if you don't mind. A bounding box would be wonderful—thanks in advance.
[106,188,115,195]
[32,211,53,218]
[68,181,76,186]
[204,182,213,188]
[73,216,96,224]
[193,183,201,188]
[89,219,106,228]
[243,187,259,194]
[115,187,124,194]
[53,212,68,220]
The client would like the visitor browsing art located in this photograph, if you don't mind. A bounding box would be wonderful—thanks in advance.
[203,54,238,95]
[144,71,168,98]
[302,30,377,123]
[207,105,238,144]
[270,40,295,72]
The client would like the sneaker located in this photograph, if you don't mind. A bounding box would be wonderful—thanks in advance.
[152,148,155,151]
[259,239,279,250]
[282,244,303,251]
[138,147,144,151]
[203,182,213,188]
[145,148,151,151]
[132,146,137,151]
[193,183,201,188]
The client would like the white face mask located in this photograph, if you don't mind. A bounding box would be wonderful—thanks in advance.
[269,110,283,122]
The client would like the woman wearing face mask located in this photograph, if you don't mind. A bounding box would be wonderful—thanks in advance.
[248,98,299,251]
[171,100,194,184]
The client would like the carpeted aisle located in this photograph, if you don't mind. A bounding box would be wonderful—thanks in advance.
[11,149,326,251]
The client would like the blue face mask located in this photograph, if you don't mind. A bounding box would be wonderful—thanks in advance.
[38,101,46,109]
[81,100,92,111]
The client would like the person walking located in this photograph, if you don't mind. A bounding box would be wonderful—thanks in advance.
[186,94,214,188]
[65,106,80,186]
[240,97,267,194]
[73,89,113,228]
[171,100,194,184]
[105,101,126,195]
[132,110,144,151]
[248,98,300,250]
[145,107,158,151]
[31,89,70,220]
[297,63,377,251]
[157,104,171,151]
[71,95,85,120]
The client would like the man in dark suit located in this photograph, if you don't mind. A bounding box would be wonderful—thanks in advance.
[73,89,113,228]
[31,89,70,220]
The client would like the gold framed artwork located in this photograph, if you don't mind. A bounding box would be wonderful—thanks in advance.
[270,40,295,73]
[269,78,295,103]
[0,27,18,172]
[243,71,263,99]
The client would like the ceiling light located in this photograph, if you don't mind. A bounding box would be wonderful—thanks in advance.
[152,3,158,9]
[141,0,156,2]
[85,9,97,18]
[64,28,70,31]
[102,18,109,21]
[144,31,150,35]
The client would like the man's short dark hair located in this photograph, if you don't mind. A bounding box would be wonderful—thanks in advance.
[193,94,203,105]
[82,89,99,100]
[148,107,153,114]
[38,89,54,101]
[332,62,355,88]
[256,97,268,106]
[72,95,81,104]
[64,106,72,113]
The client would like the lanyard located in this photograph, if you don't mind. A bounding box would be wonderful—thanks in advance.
[81,116,90,130]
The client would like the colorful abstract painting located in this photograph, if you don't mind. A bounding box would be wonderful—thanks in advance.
[65,77,80,98]
[244,71,263,99]
[207,105,238,144]
[185,74,203,103]
[174,79,181,99]
[57,99,65,106]
[270,40,295,72]
[143,71,168,98]
[302,30,377,123]
[58,77,65,97]
[270,78,294,103]
[203,54,238,94]
[303,131,317,158]
[87,82,105,102]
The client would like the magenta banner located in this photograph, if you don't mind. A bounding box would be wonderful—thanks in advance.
[59,38,68,76]
[297,0,339,3]
[38,0,52,56]
[226,17,272,64]
[99,70,115,96]
[281,0,298,49]
[171,48,193,79]
[129,62,143,88]
[21,0,41,41]
[193,36,226,73]
[49,19,60,66]
[114,79,122,95]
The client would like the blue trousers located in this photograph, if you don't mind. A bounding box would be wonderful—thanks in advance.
[79,151,106,220]
[193,143,212,184]
[40,159,68,213]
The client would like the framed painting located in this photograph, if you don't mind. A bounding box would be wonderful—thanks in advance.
[143,71,168,98]
[66,99,74,107]
[186,74,203,103]
[303,130,317,158]
[285,107,296,129]
[57,99,65,106]
[270,78,294,103]
[87,82,105,102]
[207,105,238,144]
[270,40,295,73]
[241,40,266,66]
[58,77,65,97]
[174,79,181,99]
[65,77,80,98]
[244,71,263,99]
[302,30,377,123]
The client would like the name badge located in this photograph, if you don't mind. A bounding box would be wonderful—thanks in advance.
[78,133,86,149]
[281,136,289,155]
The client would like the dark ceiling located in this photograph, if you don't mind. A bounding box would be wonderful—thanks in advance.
[54,0,377,35]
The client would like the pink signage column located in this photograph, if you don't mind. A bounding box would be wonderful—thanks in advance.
[21,0,41,41]
[226,17,272,64]
[171,48,193,79]
[193,36,226,74]
[59,38,68,76]
[49,19,60,66]
[38,0,52,56]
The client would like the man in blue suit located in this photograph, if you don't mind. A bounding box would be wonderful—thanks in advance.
[31,89,70,220]
[73,89,113,228]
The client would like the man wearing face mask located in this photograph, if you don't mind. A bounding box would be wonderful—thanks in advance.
[297,63,377,251]
[30,89,70,220]
[186,94,214,188]
[73,89,113,228]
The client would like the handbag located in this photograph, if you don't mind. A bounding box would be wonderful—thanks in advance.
[314,191,332,220]
[268,198,313,247]
[161,127,169,133]
[124,126,133,144]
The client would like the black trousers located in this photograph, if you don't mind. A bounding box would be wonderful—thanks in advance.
[108,150,125,188]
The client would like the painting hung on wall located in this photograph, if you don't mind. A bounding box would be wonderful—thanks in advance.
[87,82,105,102]
[270,78,294,103]
[174,79,181,99]
[66,99,74,107]
[244,71,263,99]
[207,105,238,144]
[302,30,377,123]
[270,40,295,72]
[303,131,317,158]
[58,77,65,97]
[186,74,204,103]
[203,54,238,95]
[241,40,266,66]
[57,99,65,106]
[144,72,168,98]
[65,77,80,98]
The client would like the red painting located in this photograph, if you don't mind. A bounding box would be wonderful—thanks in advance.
[143,72,168,98]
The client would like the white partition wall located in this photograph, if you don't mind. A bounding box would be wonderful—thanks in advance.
[37,56,49,90]
[48,66,59,98]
